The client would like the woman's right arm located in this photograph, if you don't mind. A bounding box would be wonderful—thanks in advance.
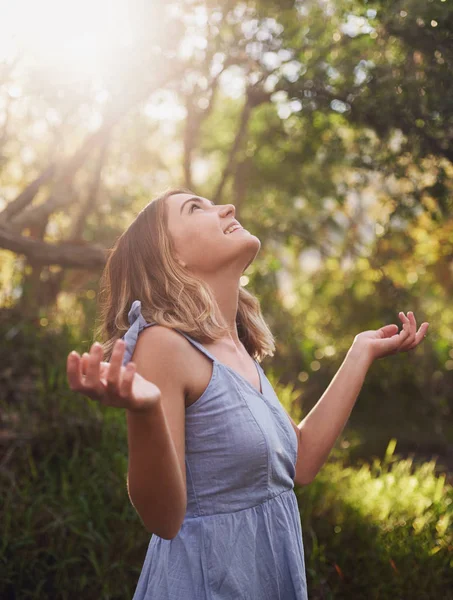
[67,326,189,540]
[126,325,189,540]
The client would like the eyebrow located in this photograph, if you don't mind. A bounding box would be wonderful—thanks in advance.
[179,196,215,214]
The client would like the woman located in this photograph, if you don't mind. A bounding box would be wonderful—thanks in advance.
[66,187,429,599]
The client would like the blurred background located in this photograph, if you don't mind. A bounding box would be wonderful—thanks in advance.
[0,0,452,598]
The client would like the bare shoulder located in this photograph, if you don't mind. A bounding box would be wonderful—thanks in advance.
[132,324,192,400]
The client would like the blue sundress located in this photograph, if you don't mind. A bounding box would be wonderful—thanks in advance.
[121,300,308,600]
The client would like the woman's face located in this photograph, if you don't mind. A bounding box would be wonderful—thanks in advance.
[165,193,261,277]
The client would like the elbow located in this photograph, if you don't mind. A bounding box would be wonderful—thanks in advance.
[294,453,318,486]
[145,518,183,540]
[294,468,316,487]
[162,525,182,540]
[142,504,187,540]
[129,487,186,540]
[294,476,313,487]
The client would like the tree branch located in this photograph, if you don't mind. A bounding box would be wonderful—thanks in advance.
[0,224,106,269]
[0,164,57,225]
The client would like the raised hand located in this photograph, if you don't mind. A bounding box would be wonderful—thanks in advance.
[66,339,161,413]
[353,311,429,363]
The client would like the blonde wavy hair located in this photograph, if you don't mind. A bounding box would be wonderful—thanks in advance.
[94,186,276,363]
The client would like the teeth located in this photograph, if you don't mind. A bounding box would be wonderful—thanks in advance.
[225,225,241,234]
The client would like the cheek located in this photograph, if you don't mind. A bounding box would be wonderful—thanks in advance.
[188,228,227,259]
[195,227,225,248]
[175,220,225,256]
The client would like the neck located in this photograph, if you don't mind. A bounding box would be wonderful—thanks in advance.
[201,267,242,348]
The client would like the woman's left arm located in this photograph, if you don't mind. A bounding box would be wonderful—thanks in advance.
[293,311,430,485]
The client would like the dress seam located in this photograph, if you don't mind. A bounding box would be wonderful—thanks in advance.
[184,487,293,520]
[263,394,299,470]
[234,374,271,494]
[185,457,203,516]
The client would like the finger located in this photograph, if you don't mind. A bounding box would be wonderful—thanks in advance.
[399,311,415,348]
[106,339,126,394]
[67,351,82,390]
[408,311,417,333]
[408,322,430,349]
[81,352,89,378]
[67,351,102,399]
[84,342,103,390]
[398,314,411,338]
[407,311,417,342]
[378,324,399,338]
[404,311,417,349]
[393,317,410,351]
[119,361,136,398]
[398,311,410,329]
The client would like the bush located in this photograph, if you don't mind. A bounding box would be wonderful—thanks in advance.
[296,439,453,600]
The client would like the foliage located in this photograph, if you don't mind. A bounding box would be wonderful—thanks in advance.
[296,439,453,599]
[1,321,452,599]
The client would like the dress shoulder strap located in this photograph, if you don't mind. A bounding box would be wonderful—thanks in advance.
[121,299,216,366]
[121,300,157,365]
[172,328,217,363]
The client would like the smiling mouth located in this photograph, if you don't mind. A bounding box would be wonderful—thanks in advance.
[224,226,245,235]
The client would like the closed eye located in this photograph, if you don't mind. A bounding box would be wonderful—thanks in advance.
[190,203,202,212]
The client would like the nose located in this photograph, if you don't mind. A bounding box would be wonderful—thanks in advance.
[220,203,235,217]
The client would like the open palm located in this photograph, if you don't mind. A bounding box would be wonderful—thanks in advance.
[354,311,430,362]
[67,339,161,413]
